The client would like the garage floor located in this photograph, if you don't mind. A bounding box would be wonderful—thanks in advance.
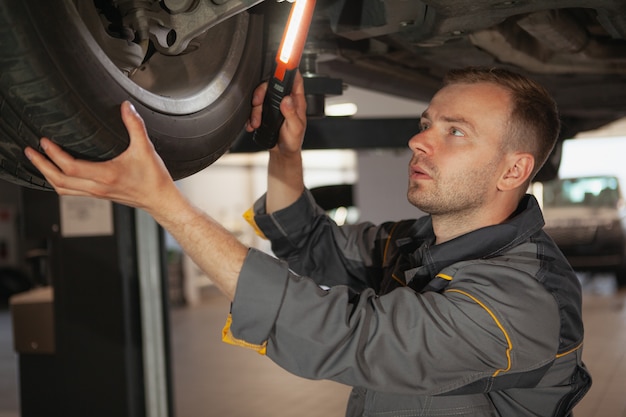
[171,276,626,417]
[0,274,624,416]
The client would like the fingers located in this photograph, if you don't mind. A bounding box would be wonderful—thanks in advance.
[26,99,148,186]
[23,101,174,210]
[36,138,81,175]
[246,72,307,154]
[291,71,308,118]
[24,139,100,196]
[291,70,305,97]
[251,82,268,107]
[24,141,62,184]
[281,71,306,119]
[278,72,306,147]
[120,101,152,151]
[246,82,268,132]
[23,100,152,198]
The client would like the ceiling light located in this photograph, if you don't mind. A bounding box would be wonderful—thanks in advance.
[325,102,358,117]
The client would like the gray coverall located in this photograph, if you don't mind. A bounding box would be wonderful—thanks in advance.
[225,191,591,416]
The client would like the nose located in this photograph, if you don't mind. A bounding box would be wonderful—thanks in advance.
[407,129,432,155]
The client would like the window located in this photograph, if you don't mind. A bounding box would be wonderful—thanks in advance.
[543,176,620,208]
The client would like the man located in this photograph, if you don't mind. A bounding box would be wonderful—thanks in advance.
[25,67,590,416]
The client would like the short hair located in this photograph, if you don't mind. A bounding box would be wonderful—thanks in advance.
[443,67,560,180]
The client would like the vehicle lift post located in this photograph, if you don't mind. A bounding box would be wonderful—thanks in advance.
[12,188,173,417]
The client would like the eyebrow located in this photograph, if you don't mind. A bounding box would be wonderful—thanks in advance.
[421,110,478,134]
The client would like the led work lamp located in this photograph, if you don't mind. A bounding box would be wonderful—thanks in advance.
[253,0,316,149]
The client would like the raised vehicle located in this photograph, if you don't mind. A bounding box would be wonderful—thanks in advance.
[1,0,625,189]
[540,175,626,286]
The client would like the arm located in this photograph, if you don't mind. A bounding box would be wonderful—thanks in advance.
[245,71,307,214]
[25,71,308,300]
[252,189,385,290]
[24,102,245,300]
[233,252,562,395]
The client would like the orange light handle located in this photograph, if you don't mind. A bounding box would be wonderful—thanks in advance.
[253,0,316,149]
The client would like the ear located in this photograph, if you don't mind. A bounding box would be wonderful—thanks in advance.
[497,153,535,191]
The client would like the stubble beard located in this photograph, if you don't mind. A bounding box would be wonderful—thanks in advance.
[407,159,497,217]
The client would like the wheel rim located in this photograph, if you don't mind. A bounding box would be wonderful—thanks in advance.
[74,1,249,115]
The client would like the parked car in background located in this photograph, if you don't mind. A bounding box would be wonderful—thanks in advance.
[538,175,626,286]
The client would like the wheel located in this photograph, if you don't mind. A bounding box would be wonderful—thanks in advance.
[0,0,263,190]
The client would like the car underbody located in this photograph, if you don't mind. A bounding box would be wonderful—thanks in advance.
[1,0,625,188]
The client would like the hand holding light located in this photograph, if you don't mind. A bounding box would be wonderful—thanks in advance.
[253,0,316,149]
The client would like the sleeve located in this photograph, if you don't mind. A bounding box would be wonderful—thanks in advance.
[228,248,562,396]
[249,189,390,291]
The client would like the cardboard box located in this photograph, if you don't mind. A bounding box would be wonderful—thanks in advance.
[10,286,55,354]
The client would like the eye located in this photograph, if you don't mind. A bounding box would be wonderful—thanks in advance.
[450,127,465,137]
[419,121,430,132]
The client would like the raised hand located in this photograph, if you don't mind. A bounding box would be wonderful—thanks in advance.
[24,101,181,215]
[246,70,307,156]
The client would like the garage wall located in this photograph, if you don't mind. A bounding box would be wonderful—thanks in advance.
[355,149,425,224]
[559,136,626,186]
[175,150,357,304]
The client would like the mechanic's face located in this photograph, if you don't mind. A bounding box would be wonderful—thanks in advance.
[407,82,512,216]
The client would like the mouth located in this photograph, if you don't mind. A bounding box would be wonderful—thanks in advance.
[409,164,432,180]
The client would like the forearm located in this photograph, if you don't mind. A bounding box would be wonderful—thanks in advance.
[266,150,305,214]
[25,102,248,302]
[147,188,247,301]
[247,71,307,214]
[233,262,557,395]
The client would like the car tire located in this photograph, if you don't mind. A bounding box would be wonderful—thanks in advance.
[0,0,263,190]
